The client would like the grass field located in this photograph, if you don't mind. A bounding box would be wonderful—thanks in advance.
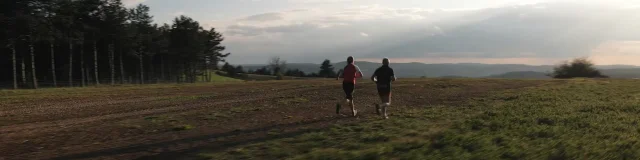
[198,71,314,82]
[1,78,640,159]
[196,71,245,82]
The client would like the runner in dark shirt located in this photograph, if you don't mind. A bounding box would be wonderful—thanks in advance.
[336,56,363,117]
[371,58,396,119]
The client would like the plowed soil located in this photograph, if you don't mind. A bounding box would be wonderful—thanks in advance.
[0,79,547,160]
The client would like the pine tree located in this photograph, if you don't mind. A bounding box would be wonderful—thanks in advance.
[0,0,231,89]
[319,59,336,78]
[129,4,154,84]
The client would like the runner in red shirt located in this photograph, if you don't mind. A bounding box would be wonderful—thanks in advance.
[336,56,363,117]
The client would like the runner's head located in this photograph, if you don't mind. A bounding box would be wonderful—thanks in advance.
[347,56,354,64]
[382,57,390,66]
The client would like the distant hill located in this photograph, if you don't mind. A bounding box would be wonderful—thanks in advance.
[438,75,469,78]
[487,71,551,79]
[485,68,640,79]
[602,68,640,79]
[241,63,321,75]
[241,62,640,78]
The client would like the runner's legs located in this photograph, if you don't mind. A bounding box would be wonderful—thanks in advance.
[343,82,354,101]
[341,82,357,116]
[377,84,392,119]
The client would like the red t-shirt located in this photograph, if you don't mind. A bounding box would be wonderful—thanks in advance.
[342,64,363,84]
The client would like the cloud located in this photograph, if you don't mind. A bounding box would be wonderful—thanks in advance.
[226,4,435,34]
[221,2,640,65]
[240,12,284,22]
[432,26,445,35]
[359,3,640,60]
[289,9,311,12]
[122,0,147,7]
[226,23,320,36]
[240,4,434,25]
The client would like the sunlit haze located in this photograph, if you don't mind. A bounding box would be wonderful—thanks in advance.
[128,0,640,65]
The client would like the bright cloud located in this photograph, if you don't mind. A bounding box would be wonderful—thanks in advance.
[209,2,640,65]
[240,12,284,21]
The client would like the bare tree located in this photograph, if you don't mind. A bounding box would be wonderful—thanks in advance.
[93,39,99,85]
[80,40,86,87]
[9,42,18,89]
[21,51,27,87]
[119,48,124,84]
[138,53,144,84]
[29,35,38,89]
[109,43,115,85]
[49,39,57,87]
[160,57,165,82]
[68,39,73,87]
[268,56,287,76]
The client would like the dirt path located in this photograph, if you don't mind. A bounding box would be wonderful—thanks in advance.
[0,79,549,160]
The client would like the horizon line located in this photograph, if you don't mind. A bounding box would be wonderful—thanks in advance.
[236,61,640,67]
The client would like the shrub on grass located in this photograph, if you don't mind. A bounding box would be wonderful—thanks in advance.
[550,58,608,79]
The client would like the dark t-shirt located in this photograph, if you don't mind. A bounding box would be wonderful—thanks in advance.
[374,65,395,86]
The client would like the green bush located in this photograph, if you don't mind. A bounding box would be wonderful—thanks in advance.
[550,58,608,79]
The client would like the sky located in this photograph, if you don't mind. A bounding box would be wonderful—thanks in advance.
[124,0,640,65]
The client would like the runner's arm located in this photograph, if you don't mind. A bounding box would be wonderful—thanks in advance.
[336,69,343,80]
[391,68,397,82]
[371,68,378,82]
[355,65,364,78]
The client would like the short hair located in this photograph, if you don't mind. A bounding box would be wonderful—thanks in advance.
[347,56,354,64]
[382,57,390,65]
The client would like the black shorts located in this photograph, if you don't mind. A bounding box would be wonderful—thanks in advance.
[377,84,391,96]
[343,82,355,100]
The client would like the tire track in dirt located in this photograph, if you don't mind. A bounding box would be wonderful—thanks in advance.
[0,85,327,134]
[0,81,318,111]
[0,83,328,126]
[0,88,330,159]
[1,85,342,160]
[0,85,339,160]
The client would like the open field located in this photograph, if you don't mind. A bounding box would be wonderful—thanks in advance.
[2,78,640,159]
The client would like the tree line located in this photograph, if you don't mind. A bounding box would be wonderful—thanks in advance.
[0,0,230,89]
[219,57,339,79]
[217,56,608,80]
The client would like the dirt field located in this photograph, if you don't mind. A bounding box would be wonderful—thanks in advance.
[0,79,549,160]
